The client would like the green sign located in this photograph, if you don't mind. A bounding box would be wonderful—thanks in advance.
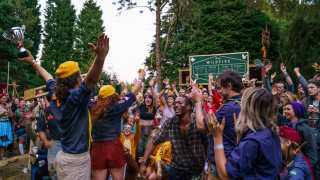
[190,52,249,84]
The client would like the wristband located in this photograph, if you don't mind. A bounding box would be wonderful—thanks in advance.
[214,144,224,150]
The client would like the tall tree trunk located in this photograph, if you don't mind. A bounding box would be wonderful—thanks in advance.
[155,0,161,83]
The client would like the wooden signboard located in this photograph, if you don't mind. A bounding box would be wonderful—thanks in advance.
[24,85,48,101]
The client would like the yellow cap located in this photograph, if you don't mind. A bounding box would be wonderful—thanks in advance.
[99,85,116,98]
[55,61,80,78]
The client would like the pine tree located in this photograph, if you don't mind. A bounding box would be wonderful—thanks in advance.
[42,0,76,74]
[74,0,104,72]
[146,0,280,81]
[0,0,43,90]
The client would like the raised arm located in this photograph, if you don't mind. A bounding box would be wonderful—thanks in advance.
[294,67,308,94]
[208,74,214,96]
[171,81,179,97]
[280,63,294,92]
[20,53,53,81]
[262,63,272,92]
[85,34,110,89]
[190,85,206,130]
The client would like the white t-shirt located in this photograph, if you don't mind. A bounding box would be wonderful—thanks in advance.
[161,105,175,126]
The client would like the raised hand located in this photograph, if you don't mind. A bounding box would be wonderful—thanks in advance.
[294,67,301,76]
[149,77,156,87]
[18,50,34,64]
[271,72,277,80]
[138,68,146,81]
[280,63,287,73]
[88,33,109,59]
[189,82,202,102]
[172,81,177,89]
[264,63,272,73]
[208,73,214,81]
[212,117,225,139]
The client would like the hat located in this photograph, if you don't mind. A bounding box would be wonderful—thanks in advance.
[291,101,305,119]
[99,85,116,98]
[55,61,80,78]
[279,126,302,144]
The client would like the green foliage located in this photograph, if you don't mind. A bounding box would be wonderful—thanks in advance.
[146,0,280,81]
[42,0,76,74]
[257,0,320,79]
[0,0,42,90]
[73,0,105,72]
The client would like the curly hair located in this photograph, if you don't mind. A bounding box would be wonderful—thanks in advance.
[90,94,120,122]
[218,70,243,93]
[55,72,81,102]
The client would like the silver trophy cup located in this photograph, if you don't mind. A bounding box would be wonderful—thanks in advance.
[2,26,29,58]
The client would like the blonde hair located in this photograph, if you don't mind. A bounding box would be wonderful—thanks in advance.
[236,88,278,139]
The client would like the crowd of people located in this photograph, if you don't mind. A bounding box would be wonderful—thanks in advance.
[0,33,319,180]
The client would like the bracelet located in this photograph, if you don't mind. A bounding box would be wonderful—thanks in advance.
[214,144,224,150]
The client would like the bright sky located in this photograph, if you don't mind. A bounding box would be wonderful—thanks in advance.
[38,0,155,82]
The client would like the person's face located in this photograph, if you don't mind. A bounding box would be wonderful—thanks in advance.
[207,96,213,103]
[167,96,175,106]
[144,95,153,106]
[174,97,189,116]
[124,126,131,136]
[203,92,209,101]
[283,104,295,120]
[0,96,7,104]
[179,89,186,96]
[128,115,135,125]
[276,83,285,94]
[298,84,304,95]
[14,98,19,105]
[220,85,232,100]
[280,94,290,107]
[308,83,319,97]
[19,100,25,108]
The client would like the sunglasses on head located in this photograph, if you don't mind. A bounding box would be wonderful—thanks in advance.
[144,95,153,99]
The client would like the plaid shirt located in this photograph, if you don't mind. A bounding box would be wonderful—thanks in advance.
[153,116,207,172]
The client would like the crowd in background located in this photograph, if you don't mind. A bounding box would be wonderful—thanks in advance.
[0,33,320,180]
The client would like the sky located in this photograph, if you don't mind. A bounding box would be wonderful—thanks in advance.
[38,0,155,82]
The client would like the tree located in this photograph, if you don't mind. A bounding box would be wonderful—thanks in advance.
[73,0,105,72]
[254,0,320,79]
[0,0,43,90]
[146,0,280,81]
[42,0,76,74]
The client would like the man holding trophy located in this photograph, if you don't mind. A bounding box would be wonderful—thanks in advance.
[16,33,110,180]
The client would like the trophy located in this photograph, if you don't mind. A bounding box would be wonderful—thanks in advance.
[2,25,29,58]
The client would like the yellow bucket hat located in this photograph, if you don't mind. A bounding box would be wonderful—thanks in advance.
[55,61,80,78]
[99,85,116,98]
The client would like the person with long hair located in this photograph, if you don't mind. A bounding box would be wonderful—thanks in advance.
[91,81,141,180]
[20,33,110,180]
[212,88,282,179]
[0,94,13,159]
[137,87,157,157]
